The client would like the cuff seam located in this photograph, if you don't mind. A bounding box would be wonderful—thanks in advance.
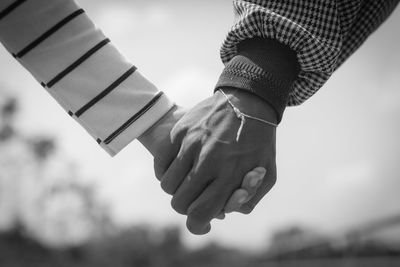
[221,61,291,92]
[215,60,293,123]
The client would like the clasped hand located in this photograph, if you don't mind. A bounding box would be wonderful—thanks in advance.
[139,88,277,234]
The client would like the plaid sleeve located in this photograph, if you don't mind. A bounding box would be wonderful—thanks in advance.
[220,0,399,107]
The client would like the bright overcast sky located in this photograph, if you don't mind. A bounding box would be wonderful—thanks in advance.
[0,0,399,250]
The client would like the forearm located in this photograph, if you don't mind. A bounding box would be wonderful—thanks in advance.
[138,105,185,158]
[0,0,174,156]
[219,0,399,117]
[216,38,299,122]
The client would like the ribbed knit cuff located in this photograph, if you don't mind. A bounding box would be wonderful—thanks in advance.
[215,38,300,123]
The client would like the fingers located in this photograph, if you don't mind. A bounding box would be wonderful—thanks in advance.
[153,157,171,181]
[223,189,249,214]
[224,167,266,213]
[160,149,193,195]
[215,212,225,220]
[237,163,276,214]
[186,177,237,235]
[242,167,266,193]
[170,167,212,215]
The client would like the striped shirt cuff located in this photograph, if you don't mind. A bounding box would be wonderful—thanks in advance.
[0,0,174,156]
[98,90,174,156]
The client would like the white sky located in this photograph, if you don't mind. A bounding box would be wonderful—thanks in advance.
[0,0,399,250]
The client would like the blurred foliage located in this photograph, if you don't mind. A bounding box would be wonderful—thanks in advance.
[0,224,252,267]
[1,223,400,267]
[0,89,112,247]
[0,88,400,266]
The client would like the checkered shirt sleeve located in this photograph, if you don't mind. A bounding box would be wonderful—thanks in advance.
[221,0,399,106]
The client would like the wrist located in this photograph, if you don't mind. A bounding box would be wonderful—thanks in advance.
[215,38,300,123]
[216,87,278,125]
[138,105,185,156]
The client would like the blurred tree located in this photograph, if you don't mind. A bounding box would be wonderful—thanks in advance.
[0,88,113,248]
[266,225,333,260]
[0,86,255,267]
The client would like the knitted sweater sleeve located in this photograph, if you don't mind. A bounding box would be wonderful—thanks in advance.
[216,0,399,121]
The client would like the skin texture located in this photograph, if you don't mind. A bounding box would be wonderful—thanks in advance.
[138,97,270,232]
[140,87,277,235]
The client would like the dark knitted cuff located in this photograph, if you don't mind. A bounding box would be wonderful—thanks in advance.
[215,38,300,123]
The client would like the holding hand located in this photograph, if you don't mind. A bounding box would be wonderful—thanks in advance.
[140,88,277,234]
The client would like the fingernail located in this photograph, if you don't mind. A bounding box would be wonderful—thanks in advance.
[255,167,267,176]
[216,213,225,220]
[238,195,248,204]
[249,176,263,187]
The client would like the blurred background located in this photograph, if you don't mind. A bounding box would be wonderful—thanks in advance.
[1,0,400,266]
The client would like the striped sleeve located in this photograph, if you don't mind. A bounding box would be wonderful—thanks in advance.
[0,0,174,156]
